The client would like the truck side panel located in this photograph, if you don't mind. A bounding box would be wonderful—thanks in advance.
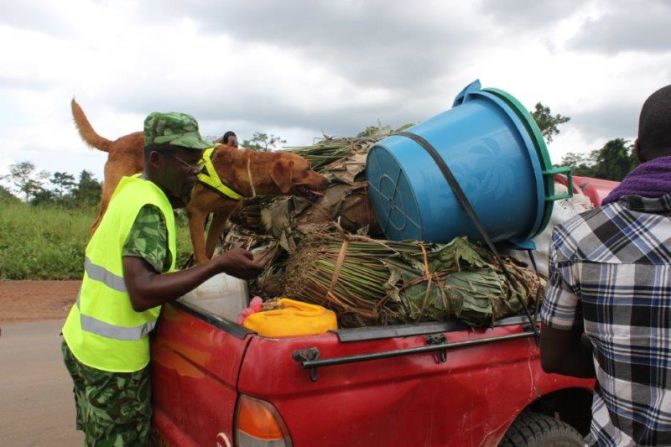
[238,325,593,447]
[152,304,251,446]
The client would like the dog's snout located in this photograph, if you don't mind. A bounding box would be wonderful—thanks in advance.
[314,173,330,190]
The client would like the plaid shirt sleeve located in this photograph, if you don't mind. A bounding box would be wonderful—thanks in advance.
[540,226,582,330]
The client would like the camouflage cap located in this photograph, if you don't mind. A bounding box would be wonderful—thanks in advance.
[143,112,211,150]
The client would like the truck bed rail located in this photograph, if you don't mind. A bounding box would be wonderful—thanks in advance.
[293,329,535,381]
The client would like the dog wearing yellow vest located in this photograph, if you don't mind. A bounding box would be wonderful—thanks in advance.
[71,99,329,265]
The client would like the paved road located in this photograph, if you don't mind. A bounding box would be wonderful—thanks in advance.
[0,320,83,446]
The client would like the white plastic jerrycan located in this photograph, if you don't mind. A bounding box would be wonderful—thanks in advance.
[179,273,248,321]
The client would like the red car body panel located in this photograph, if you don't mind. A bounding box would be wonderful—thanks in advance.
[153,305,251,447]
[239,325,591,447]
[153,309,593,447]
[573,175,620,206]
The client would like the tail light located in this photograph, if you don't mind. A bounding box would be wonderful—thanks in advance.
[235,395,293,447]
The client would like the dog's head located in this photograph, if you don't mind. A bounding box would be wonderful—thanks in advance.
[270,152,329,201]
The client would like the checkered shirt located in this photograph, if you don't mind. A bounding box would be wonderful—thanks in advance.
[541,194,671,446]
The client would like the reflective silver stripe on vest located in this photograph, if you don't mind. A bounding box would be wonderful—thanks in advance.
[76,290,156,340]
[85,257,127,292]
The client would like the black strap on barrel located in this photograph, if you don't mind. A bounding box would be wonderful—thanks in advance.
[395,131,539,341]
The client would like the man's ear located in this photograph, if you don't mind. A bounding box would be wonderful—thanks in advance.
[146,150,162,170]
[270,159,294,194]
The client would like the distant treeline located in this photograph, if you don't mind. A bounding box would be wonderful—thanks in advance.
[558,138,638,182]
[1,161,102,206]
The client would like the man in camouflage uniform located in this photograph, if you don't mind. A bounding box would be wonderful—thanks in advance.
[62,342,152,445]
[62,112,263,446]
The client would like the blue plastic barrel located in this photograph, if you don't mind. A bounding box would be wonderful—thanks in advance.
[366,80,570,244]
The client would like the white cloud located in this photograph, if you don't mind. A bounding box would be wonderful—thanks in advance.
[570,0,671,53]
[0,0,668,185]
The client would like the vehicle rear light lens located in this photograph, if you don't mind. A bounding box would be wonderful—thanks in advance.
[235,395,292,447]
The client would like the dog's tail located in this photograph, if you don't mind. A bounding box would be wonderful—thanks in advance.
[71,98,112,152]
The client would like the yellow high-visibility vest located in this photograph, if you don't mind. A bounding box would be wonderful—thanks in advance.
[62,175,176,372]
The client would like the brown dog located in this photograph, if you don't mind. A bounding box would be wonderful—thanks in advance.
[71,99,329,264]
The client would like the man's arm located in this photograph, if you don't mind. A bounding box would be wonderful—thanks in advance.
[540,323,595,378]
[539,225,596,379]
[123,247,263,312]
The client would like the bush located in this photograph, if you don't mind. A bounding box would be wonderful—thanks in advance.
[0,199,193,279]
[0,200,92,279]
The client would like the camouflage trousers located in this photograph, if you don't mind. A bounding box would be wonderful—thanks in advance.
[61,341,152,447]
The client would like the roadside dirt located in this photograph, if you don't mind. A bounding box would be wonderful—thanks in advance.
[0,280,80,323]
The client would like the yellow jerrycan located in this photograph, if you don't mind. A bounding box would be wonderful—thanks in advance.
[243,298,337,337]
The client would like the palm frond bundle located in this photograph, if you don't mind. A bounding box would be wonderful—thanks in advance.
[282,230,544,328]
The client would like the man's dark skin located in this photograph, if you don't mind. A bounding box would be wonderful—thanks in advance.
[540,141,648,379]
[123,146,263,312]
[540,324,596,378]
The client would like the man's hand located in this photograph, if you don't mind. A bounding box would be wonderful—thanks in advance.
[124,247,263,312]
[123,248,263,312]
[211,247,264,280]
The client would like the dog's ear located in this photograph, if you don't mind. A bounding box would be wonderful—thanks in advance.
[270,159,294,194]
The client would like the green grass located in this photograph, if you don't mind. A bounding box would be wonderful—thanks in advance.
[0,199,192,279]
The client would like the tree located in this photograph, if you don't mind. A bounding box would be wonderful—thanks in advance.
[559,151,595,177]
[50,171,77,200]
[6,161,49,201]
[1,163,104,207]
[559,152,588,168]
[590,138,637,181]
[30,188,57,206]
[530,103,571,143]
[559,138,638,181]
[72,170,102,207]
[242,132,287,151]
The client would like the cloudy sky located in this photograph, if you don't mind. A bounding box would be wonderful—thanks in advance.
[1,0,669,186]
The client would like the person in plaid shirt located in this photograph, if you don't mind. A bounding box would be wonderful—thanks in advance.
[540,84,671,446]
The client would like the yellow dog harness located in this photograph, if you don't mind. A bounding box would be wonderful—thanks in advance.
[197,147,247,200]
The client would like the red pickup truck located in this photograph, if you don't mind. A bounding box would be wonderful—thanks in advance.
[152,177,611,447]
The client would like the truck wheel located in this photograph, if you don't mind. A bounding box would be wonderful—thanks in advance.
[499,412,584,447]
